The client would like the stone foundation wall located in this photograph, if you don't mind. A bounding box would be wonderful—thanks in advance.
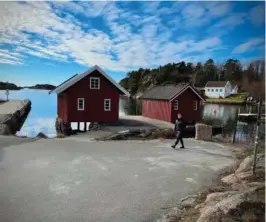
[195,123,212,141]
[0,100,31,135]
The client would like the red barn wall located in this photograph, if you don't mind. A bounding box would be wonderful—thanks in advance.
[171,87,201,123]
[60,70,120,123]
[142,99,171,122]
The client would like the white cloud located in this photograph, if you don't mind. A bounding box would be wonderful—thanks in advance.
[232,38,265,54]
[0,58,23,65]
[142,1,161,14]
[212,13,247,29]
[204,2,233,17]
[249,5,265,26]
[0,1,226,72]
[0,49,25,65]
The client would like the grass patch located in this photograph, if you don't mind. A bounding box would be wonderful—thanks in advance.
[206,93,248,104]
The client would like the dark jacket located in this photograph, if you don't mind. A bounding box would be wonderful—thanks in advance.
[174,117,186,134]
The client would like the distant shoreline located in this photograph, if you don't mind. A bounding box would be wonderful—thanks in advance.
[0,82,56,91]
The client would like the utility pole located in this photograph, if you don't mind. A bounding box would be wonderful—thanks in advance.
[252,98,262,174]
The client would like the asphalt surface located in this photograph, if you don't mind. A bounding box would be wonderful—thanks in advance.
[0,137,234,222]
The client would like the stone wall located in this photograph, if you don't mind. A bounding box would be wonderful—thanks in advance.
[195,123,213,141]
[0,100,31,135]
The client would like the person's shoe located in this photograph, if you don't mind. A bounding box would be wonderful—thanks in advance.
[180,146,185,149]
[171,145,176,149]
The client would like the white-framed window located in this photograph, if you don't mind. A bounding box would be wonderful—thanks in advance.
[207,89,210,92]
[90,77,100,89]
[211,89,214,92]
[173,100,178,110]
[220,89,222,92]
[193,101,197,111]
[77,98,85,111]
[216,89,218,92]
[104,99,111,111]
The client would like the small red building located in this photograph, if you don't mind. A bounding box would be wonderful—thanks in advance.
[49,65,130,124]
[140,84,205,124]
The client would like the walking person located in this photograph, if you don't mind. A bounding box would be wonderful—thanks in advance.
[171,113,186,149]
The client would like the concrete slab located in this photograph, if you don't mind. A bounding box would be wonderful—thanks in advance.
[0,138,234,222]
[0,100,24,122]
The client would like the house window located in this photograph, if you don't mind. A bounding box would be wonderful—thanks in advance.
[174,100,178,110]
[104,99,111,111]
[220,89,222,92]
[207,89,210,92]
[90,77,100,89]
[77,98,84,111]
[211,89,214,92]
[193,101,197,110]
[216,89,218,92]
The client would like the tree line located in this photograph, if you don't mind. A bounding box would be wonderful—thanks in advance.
[119,59,265,99]
[0,82,56,90]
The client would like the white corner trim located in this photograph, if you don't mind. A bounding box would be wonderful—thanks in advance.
[90,77,100,89]
[104,99,111,111]
[53,65,130,96]
[77,98,85,111]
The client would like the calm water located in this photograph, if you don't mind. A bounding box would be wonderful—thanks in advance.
[0,89,260,138]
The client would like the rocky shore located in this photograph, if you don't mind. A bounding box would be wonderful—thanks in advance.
[161,146,265,222]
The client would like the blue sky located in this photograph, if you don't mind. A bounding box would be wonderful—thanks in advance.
[0,1,265,86]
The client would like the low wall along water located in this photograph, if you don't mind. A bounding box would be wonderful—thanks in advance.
[0,100,32,135]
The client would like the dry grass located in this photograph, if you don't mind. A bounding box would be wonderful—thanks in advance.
[56,133,65,138]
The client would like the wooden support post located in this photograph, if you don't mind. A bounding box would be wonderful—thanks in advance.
[252,99,262,175]
[77,122,80,131]
[84,122,87,132]
[232,108,240,143]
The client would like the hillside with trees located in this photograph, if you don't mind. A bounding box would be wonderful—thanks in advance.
[26,84,56,90]
[0,82,56,90]
[0,82,22,90]
[119,59,265,99]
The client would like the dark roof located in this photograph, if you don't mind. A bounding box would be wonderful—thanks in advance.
[205,81,228,87]
[140,83,189,100]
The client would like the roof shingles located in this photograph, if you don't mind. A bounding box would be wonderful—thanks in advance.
[140,83,189,100]
[205,81,228,87]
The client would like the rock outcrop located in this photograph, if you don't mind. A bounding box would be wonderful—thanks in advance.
[162,152,265,222]
[196,185,265,222]
[196,153,265,222]
[235,153,265,173]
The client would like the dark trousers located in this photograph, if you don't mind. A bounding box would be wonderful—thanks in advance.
[174,131,184,147]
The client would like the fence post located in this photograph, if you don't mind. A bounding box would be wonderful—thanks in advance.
[232,108,240,143]
[252,98,262,175]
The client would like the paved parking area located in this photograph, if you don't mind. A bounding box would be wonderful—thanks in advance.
[0,138,234,222]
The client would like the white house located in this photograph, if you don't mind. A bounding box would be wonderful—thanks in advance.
[231,85,238,95]
[205,81,232,98]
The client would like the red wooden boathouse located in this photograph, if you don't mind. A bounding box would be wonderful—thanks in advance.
[140,84,205,124]
[49,65,130,125]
